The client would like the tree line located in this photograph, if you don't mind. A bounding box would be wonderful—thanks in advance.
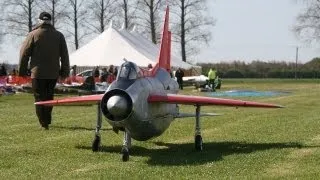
[0,0,214,63]
[199,57,320,78]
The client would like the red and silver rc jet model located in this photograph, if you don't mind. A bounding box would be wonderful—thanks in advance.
[36,7,283,161]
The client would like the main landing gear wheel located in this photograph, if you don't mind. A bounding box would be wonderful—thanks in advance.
[121,147,129,162]
[92,135,101,152]
[195,135,203,151]
[194,105,203,151]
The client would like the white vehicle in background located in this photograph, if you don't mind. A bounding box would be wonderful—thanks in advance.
[76,69,102,77]
[182,75,209,88]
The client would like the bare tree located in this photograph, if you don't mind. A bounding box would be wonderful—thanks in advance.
[87,0,119,33]
[170,0,215,62]
[136,0,165,44]
[0,0,38,36]
[0,29,3,44]
[0,31,3,52]
[65,0,88,50]
[118,0,138,30]
[294,0,320,43]
[37,0,67,28]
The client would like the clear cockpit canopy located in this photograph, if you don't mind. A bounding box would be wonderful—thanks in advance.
[118,61,142,80]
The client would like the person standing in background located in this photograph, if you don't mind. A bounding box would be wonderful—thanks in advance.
[107,65,116,83]
[19,12,69,130]
[11,68,17,76]
[175,68,184,90]
[92,66,100,83]
[114,67,118,77]
[69,65,77,83]
[70,65,77,76]
[93,66,100,78]
[0,64,7,76]
[208,68,216,90]
[100,67,108,82]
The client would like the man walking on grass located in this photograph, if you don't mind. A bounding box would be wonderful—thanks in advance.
[19,12,70,130]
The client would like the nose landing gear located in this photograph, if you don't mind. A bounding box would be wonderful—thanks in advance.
[92,135,101,152]
[92,103,102,152]
[195,135,203,151]
[121,131,131,162]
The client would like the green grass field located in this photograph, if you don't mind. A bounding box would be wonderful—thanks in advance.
[1,79,320,179]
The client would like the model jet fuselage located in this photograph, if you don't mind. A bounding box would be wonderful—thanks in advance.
[100,62,179,140]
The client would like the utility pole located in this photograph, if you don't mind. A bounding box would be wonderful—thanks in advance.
[295,46,299,79]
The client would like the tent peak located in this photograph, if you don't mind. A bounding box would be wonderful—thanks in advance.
[120,22,125,30]
[108,20,113,29]
[131,25,136,32]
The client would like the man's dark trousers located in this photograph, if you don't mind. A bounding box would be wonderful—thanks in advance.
[32,79,57,127]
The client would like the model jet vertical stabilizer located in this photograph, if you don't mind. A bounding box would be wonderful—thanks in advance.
[152,6,171,75]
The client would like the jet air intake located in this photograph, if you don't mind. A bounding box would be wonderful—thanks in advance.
[101,89,133,121]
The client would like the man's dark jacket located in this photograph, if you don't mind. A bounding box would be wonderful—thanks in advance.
[19,23,69,79]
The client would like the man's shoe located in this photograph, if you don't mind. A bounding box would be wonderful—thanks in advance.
[41,122,49,130]
[39,120,44,127]
[43,125,49,130]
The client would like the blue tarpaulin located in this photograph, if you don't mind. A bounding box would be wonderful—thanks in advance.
[210,90,290,97]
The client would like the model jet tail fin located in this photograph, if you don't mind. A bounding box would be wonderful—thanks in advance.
[151,6,171,76]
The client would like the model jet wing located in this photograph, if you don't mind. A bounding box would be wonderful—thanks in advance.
[175,112,221,118]
[35,94,104,106]
[148,94,283,108]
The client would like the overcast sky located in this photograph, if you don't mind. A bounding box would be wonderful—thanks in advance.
[196,0,319,64]
[1,0,319,64]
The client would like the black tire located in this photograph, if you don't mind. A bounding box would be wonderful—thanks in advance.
[92,135,101,152]
[195,135,203,151]
[121,147,129,162]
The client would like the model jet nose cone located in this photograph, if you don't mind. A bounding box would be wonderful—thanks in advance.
[107,95,128,117]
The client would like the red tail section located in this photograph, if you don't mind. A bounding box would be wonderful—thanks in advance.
[151,6,171,76]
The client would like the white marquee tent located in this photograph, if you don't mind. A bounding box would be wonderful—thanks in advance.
[69,25,196,70]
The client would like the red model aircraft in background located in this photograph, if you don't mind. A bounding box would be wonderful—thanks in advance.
[36,6,283,161]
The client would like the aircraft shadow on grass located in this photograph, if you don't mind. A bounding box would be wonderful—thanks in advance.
[76,141,316,166]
